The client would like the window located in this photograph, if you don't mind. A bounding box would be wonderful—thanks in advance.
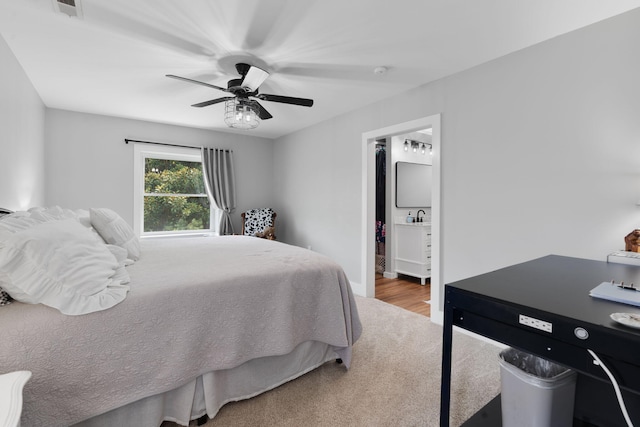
[133,144,219,236]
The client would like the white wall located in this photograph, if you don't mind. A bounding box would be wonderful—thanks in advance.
[0,34,45,209]
[44,109,275,233]
[273,117,365,281]
[274,8,640,292]
[438,9,640,283]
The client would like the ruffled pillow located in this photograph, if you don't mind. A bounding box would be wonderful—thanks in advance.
[0,207,98,243]
[105,244,131,284]
[90,208,140,261]
[0,219,130,315]
[0,212,41,239]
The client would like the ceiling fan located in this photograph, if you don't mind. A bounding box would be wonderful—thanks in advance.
[166,63,313,128]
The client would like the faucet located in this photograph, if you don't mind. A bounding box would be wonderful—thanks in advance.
[416,209,426,223]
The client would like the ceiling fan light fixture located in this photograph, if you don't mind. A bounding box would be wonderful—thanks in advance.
[224,98,259,130]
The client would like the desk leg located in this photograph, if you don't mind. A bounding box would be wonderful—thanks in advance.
[440,303,454,427]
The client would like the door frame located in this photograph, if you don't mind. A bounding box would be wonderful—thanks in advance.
[361,114,443,323]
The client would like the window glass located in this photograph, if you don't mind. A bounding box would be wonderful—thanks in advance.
[143,158,210,233]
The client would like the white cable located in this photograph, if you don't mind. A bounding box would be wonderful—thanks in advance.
[587,349,634,427]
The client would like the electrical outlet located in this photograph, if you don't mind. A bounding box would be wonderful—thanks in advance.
[519,314,552,333]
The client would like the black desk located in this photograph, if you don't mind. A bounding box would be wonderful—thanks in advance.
[440,255,640,427]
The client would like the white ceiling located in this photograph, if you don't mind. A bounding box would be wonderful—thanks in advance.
[1,1,639,139]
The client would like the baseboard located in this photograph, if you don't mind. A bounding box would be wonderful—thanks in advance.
[349,281,366,297]
[382,271,397,279]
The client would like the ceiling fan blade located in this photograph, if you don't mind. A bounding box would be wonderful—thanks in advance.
[253,101,273,120]
[241,66,269,92]
[166,74,228,93]
[258,94,314,107]
[191,97,234,108]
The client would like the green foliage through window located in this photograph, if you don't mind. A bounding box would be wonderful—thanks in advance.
[143,158,210,232]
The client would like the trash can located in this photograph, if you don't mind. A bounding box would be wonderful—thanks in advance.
[499,348,577,427]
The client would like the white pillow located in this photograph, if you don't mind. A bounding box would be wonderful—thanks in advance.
[0,207,98,244]
[105,244,131,285]
[28,206,65,221]
[90,208,140,261]
[74,208,92,228]
[0,214,42,236]
[28,206,84,223]
[0,219,130,315]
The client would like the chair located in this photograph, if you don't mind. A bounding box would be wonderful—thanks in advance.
[241,208,276,240]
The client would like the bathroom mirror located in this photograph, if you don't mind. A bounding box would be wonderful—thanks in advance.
[396,162,432,207]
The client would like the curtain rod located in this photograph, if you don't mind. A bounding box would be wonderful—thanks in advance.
[124,139,232,152]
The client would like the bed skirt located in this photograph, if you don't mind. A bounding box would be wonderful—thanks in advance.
[72,341,336,427]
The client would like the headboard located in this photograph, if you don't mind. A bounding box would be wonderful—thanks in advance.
[0,207,14,218]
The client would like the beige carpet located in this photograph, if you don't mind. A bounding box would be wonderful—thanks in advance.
[202,296,501,427]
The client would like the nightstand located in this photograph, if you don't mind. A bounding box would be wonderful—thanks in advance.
[0,371,31,427]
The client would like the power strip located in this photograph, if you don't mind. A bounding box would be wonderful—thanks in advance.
[519,314,552,333]
[608,251,640,266]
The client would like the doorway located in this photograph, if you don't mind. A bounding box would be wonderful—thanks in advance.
[361,115,443,324]
[375,131,433,316]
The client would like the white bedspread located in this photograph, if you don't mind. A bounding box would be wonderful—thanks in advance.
[0,236,362,427]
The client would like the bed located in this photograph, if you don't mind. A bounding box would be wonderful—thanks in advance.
[0,207,362,427]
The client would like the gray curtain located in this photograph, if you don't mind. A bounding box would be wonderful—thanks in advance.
[202,148,236,235]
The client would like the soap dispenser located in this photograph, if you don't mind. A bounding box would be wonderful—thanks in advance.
[406,211,414,223]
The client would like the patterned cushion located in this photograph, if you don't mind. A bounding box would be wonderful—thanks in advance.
[243,208,275,236]
[0,287,12,306]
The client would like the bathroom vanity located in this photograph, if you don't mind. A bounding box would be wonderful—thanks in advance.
[394,221,431,284]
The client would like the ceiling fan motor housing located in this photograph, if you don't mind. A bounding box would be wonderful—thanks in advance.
[227,78,245,91]
[235,63,251,76]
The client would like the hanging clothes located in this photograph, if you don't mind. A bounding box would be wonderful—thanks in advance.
[375,146,386,224]
[375,146,386,247]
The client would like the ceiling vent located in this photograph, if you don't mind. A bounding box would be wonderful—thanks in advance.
[51,0,83,18]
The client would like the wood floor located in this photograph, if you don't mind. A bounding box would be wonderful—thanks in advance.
[375,273,431,317]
